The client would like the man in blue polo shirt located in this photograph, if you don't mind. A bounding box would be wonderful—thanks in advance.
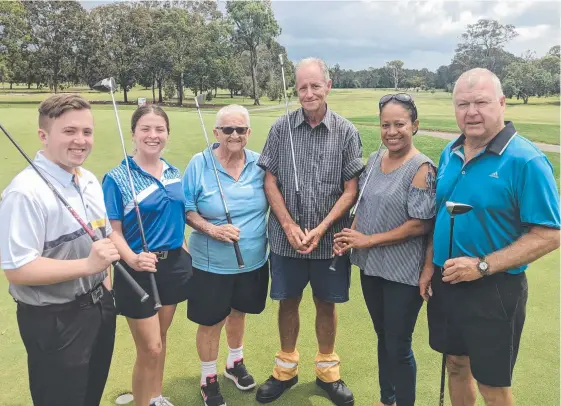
[424,68,560,406]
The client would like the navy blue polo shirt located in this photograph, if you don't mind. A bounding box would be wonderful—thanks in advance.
[102,157,187,253]
[433,122,560,274]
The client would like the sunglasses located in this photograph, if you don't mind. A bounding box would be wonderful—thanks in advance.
[216,126,249,135]
[379,93,418,121]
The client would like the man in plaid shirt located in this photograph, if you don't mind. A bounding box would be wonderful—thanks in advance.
[256,57,363,406]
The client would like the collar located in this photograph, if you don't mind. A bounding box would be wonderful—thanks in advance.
[34,151,80,187]
[294,104,332,131]
[123,156,171,174]
[451,121,517,156]
[202,143,254,166]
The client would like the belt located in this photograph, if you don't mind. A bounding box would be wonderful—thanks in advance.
[153,250,168,260]
[17,283,105,313]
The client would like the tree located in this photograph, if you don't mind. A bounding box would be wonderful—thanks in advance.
[547,45,560,58]
[452,19,518,78]
[24,1,86,93]
[385,60,404,90]
[227,0,280,105]
[503,61,553,103]
[0,1,31,89]
[90,3,153,103]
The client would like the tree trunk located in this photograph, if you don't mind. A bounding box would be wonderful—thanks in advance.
[152,79,156,103]
[230,89,233,98]
[27,82,31,89]
[158,79,163,103]
[523,96,529,104]
[10,82,13,89]
[178,73,183,106]
[124,87,128,103]
[251,49,260,106]
[214,87,217,97]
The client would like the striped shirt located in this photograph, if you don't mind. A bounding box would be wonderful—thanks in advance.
[351,152,436,286]
[258,106,363,259]
[0,152,110,305]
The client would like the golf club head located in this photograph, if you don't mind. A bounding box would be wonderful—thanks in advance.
[194,94,204,108]
[279,53,284,65]
[446,201,473,216]
[92,77,116,93]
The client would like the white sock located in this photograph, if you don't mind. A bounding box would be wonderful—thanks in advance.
[227,345,244,369]
[201,360,217,386]
[149,395,162,404]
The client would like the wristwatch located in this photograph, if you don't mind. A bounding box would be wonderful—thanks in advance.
[477,257,490,277]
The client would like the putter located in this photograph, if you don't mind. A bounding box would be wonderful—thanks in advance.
[193,94,245,269]
[329,141,385,271]
[92,77,162,310]
[0,122,149,303]
[279,54,305,231]
[439,201,473,406]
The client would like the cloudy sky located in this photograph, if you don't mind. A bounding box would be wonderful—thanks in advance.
[83,0,560,71]
[270,0,560,70]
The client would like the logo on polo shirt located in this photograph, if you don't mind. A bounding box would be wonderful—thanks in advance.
[489,171,499,179]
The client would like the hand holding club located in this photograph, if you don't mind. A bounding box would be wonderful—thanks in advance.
[131,252,158,273]
[210,224,241,243]
[333,228,374,252]
[442,257,482,284]
[87,239,120,274]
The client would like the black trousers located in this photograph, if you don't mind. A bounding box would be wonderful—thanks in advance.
[16,285,117,406]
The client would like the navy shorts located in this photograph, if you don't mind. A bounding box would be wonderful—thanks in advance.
[269,252,351,303]
[427,266,528,387]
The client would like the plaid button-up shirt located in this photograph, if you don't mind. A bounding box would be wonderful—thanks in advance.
[258,106,364,259]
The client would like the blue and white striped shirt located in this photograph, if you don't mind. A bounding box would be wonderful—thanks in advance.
[102,156,186,253]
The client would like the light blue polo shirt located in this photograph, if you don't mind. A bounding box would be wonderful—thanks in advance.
[433,122,560,274]
[182,145,268,274]
[102,156,186,253]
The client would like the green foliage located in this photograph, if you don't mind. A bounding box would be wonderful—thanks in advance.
[163,80,176,100]
[504,61,554,103]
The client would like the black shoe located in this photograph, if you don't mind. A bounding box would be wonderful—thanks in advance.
[200,375,226,406]
[224,359,256,391]
[315,378,354,406]
[255,375,298,403]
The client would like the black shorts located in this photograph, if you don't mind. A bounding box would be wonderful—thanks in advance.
[427,266,528,387]
[113,247,192,319]
[187,262,269,326]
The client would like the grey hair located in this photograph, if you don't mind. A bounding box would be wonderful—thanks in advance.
[214,104,250,127]
[295,57,330,83]
[453,68,504,100]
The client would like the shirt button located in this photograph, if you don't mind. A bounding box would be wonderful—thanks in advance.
[461,171,466,175]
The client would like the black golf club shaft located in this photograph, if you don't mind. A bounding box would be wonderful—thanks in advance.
[107,85,161,310]
[440,216,455,406]
[193,96,244,269]
[0,122,149,303]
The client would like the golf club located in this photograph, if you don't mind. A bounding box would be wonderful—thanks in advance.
[0,122,149,303]
[439,201,473,406]
[193,94,245,269]
[279,54,304,231]
[329,141,385,271]
[93,77,161,310]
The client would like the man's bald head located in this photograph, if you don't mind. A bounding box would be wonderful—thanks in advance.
[453,68,504,101]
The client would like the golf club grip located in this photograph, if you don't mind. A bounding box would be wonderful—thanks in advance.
[113,261,149,302]
[328,212,356,272]
[296,191,305,231]
[149,273,161,308]
[225,213,245,269]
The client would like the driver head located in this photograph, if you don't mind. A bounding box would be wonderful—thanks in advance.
[446,201,473,216]
[92,77,116,93]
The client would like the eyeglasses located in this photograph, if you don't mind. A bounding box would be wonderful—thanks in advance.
[379,93,418,121]
[215,126,249,135]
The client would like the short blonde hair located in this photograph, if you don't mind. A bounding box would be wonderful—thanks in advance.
[453,68,504,100]
[215,104,250,127]
[38,94,91,130]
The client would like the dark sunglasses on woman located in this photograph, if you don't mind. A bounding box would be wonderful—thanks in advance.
[216,126,249,135]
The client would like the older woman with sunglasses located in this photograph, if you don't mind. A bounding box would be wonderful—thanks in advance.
[333,94,436,406]
[182,104,269,406]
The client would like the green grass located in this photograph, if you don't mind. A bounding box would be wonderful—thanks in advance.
[0,89,559,405]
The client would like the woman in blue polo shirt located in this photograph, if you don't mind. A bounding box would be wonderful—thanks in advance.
[182,104,268,406]
[102,105,191,406]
